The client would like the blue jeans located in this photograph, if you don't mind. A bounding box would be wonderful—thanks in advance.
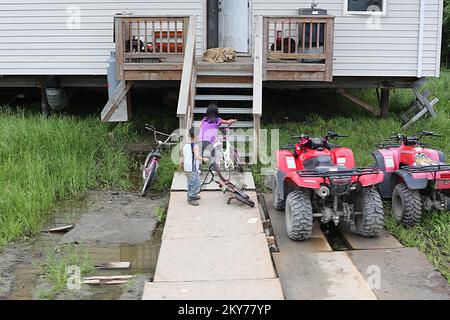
[185,171,201,201]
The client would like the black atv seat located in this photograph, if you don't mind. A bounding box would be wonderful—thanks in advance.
[303,156,333,169]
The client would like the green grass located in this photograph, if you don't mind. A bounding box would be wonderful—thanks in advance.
[152,152,179,192]
[259,70,450,281]
[154,205,168,223]
[0,109,136,247]
[35,244,94,299]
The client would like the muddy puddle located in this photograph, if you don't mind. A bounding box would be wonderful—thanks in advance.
[0,190,168,300]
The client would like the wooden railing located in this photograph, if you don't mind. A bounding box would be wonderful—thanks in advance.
[253,16,263,118]
[115,15,190,78]
[176,16,197,130]
[263,15,334,81]
[252,16,264,163]
[264,15,334,60]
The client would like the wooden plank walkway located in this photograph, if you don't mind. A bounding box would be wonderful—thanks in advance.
[265,193,450,300]
[266,194,376,300]
[142,173,284,300]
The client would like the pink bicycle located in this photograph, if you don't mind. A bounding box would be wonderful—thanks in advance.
[141,125,178,196]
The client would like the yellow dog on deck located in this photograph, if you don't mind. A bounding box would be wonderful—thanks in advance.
[202,48,237,63]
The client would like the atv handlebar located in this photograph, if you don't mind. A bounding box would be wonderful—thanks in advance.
[286,132,348,152]
[326,132,348,139]
[290,132,348,140]
[281,144,296,150]
[389,131,442,146]
[420,131,442,137]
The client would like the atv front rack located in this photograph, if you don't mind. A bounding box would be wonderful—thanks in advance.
[297,167,380,196]
[297,167,380,179]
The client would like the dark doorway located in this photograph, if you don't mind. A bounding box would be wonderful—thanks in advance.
[207,0,219,48]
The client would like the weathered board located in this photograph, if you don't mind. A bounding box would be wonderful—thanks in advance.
[162,191,262,240]
[348,248,450,300]
[142,279,284,300]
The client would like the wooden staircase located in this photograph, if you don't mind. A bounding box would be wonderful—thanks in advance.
[189,59,260,163]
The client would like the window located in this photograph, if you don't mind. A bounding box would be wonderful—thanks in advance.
[345,0,386,15]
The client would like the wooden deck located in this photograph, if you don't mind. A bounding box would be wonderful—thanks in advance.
[102,14,335,146]
[120,55,184,81]
[118,55,332,82]
[114,15,335,83]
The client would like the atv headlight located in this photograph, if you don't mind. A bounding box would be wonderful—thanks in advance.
[329,176,352,196]
[330,177,351,185]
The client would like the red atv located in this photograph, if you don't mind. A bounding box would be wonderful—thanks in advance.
[273,132,385,240]
[373,131,450,226]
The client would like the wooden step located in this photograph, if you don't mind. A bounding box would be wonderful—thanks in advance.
[196,75,253,84]
[197,70,254,77]
[196,82,253,89]
[193,121,254,128]
[193,107,253,114]
[195,94,253,101]
[196,64,253,72]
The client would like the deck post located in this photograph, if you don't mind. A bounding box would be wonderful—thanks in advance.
[252,116,261,165]
[40,86,50,116]
[177,16,197,130]
[253,15,264,165]
[380,88,390,118]
[126,90,133,119]
[101,80,134,122]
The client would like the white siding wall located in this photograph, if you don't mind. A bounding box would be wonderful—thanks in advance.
[253,0,443,77]
[0,0,443,77]
[0,0,203,75]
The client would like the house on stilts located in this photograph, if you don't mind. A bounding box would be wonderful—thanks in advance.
[0,0,445,160]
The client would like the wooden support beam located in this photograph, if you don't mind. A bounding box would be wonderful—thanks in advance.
[252,115,261,165]
[101,80,134,122]
[41,86,50,116]
[126,88,133,120]
[47,225,74,233]
[380,88,390,118]
[94,262,131,270]
[412,88,437,117]
[337,89,380,116]
[253,16,263,118]
[266,63,325,72]
[402,97,439,130]
[176,16,197,129]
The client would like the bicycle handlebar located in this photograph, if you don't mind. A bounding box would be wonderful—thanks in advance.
[144,124,178,146]
[219,121,238,133]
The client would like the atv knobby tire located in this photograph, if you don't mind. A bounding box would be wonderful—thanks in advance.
[285,190,313,241]
[353,188,385,237]
[392,183,422,227]
[272,171,284,211]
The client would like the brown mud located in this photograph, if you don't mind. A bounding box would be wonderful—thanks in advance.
[0,190,168,300]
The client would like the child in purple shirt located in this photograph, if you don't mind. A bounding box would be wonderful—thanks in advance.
[198,103,237,157]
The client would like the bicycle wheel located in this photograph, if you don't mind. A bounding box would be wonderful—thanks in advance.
[141,157,158,196]
[232,149,244,172]
[233,192,255,207]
